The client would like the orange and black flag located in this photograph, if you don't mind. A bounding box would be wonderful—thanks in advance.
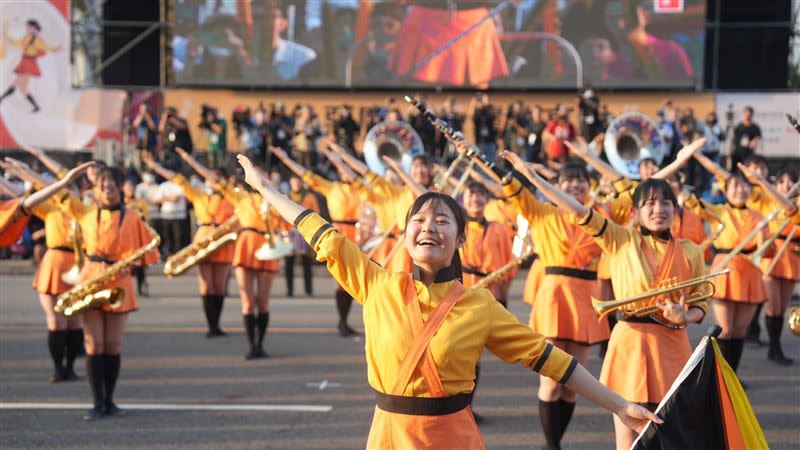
[632,325,769,450]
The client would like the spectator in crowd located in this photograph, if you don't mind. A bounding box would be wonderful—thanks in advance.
[543,103,576,165]
[269,102,294,152]
[199,105,227,170]
[379,97,401,122]
[434,96,465,163]
[293,104,322,169]
[156,177,188,257]
[406,95,437,156]
[657,100,681,163]
[132,103,158,164]
[503,100,533,159]
[471,92,498,163]
[731,106,762,169]
[159,107,193,167]
[232,105,266,163]
[577,86,601,140]
[135,170,162,237]
[527,105,547,163]
[331,105,359,155]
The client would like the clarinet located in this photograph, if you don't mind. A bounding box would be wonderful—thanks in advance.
[404,95,507,179]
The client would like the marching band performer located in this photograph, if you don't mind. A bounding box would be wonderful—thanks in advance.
[177,148,280,359]
[269,145,362,336]
[680,154,798,374]
[285,171,320,298]
[504,153,707,450]
[500,154,610,450]
[122,179,151,296]
[0,160,90,383]
[236,153,660,449]
[142,155,235,337]
[61,166,160,421]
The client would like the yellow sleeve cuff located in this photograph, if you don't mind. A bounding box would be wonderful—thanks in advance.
[612,177,634,194]
[502,176,524,199]
[295,210,334,251]
[532,343,579,384]
[578,208,608,237]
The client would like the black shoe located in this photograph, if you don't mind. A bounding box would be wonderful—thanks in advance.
[83,407,105,421]
[252,347,269,358]
[104,403,126,417]
[768,348,794,366]
[63,369,79,381]
[206,328,227,338]
[139,282,149,297]
[338,323,357,337]
[49,372,66,383]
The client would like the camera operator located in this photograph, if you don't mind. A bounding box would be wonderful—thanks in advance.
[577,86,601,140]
[159,107,193,168]
[199,105,227,169]
[233,105,266,163]
[132,104,158,166]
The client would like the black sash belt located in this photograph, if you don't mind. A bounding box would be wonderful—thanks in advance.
[715,248,755,255]
[777,235,800,244]
[88,255,118,265]
[332,220,358,226]
[462,266,488,277]
[374,390,471,416]
[620,316,660,325]
[240,227,267,234]
[48,246,73,253]
[545,266,598,280]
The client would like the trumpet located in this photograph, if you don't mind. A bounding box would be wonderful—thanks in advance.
[591,270,730,321]
[164,216,239,277]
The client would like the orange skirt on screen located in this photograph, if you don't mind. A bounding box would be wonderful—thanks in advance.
[366,405,484,450]
[523,258,544,306]
[600,321,691,404]
[759,238,800,281]
[531,273,609,345]
[78,261,138,313]
[194,224,235,265]
[14,56,42,76]
[32,248,75,295]
[388,6,508,86]
[711,254,767,303]
[232,230,279,272]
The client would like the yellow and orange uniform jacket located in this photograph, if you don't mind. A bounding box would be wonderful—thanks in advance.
[302,172,362,243]
[459,216,515,298]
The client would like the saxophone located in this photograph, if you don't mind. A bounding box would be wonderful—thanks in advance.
[164,216,239,277]
[54,220,160,317]
[473,245,534,290]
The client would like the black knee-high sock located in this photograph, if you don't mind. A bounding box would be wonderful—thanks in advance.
[303,255,313,295]
[256,312,269,348]
[103,354,121,407]
[729,339,745,372]
[86,355,105,409]
[285,256,295,296]
[0,86,15,102]
[765,315,784,353]
[26,94,39,111]
[538,399,562,450]
[335,290,352,324]
[65,329,83,374]
[555,400,576,442]
[211,295,225,331]
[47,330,67,376]
[201,295,214,330]
[746,304,763,338]
[243,314,256,348]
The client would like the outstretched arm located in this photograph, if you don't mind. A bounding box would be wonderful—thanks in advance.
[1,158,51,189]
[327,138,370,177]
[650,138,706,180]
[269,146,307,179]
[176,147,220,184]
[501,151,588,218]
[383,156,427,197]
[693,150,730,181]
[237,156,307,228]
[23,147,66,177]
[141,154,177,180]
[319,147,357,183]
[468,168,505,199]
[22,162,95,210]
[565,139,622,182]
[739,163,797,212]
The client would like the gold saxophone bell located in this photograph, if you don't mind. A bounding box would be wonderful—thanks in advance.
[788,306,800,336]
[60,288,124,317]
[591,270,730,321]
[164,216,239,277]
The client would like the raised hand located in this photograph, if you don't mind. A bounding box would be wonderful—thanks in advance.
[64,161,97,182]
[736,162,763,184]
[237,154,266,193]
[500,150,529,175]
[675,138,706,163]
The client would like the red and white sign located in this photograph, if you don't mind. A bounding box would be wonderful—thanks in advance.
[654,0,684,13]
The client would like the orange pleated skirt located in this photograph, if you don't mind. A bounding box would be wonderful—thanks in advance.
[232,230,279,272]
[531,273,609,345]
[32,248,75,295]
[523,258,545,306]
[600,321,691,404]
[78,261,138,313]
[194,224,235,265]
[388,6,508,86]
[711,254,767,303]
[366,405,484,450]
[759,238,800,281]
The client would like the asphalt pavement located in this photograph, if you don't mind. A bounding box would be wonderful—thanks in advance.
[0,266,797,449]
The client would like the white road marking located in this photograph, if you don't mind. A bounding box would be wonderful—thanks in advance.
[0,402,332,412]
[305,380,342,391]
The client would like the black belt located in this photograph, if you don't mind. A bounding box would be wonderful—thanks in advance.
[48,246,73,253]
[88,255,118,265]
[332,220,358,226]
[240,227,267,234]
[462,266,488,277]
[374,390,471,416]
[620,316,660,325]
[715,248,755,255]
[545,266,597,280]
[778,235,800,244]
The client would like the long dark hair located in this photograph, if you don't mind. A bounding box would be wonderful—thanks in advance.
[633,178,678,209]
[405,192,466,282]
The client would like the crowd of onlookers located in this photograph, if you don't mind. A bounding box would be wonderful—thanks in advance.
[4,90,765,269]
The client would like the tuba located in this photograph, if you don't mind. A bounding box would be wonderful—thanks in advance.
[55,221,160,317]
[604,113,666,180]
[363,120,425,176]
[164,216,240,277]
